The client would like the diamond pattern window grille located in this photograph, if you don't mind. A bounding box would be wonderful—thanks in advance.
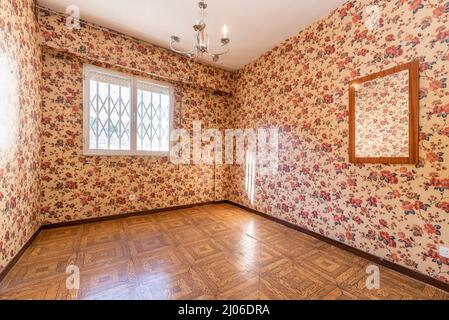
[137,81,171,152]
[84,65,172,156]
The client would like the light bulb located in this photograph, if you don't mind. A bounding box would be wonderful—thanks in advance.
[222,24,228,38]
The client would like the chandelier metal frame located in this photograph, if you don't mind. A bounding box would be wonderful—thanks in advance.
[169,0,230,62]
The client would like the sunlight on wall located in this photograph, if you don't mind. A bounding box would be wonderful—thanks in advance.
[245,150,256,205]
[0,53,18,157]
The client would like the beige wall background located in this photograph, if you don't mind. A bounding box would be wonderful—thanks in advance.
[229,0,449,283]
[0,1,42,272]
[1,0,448,286]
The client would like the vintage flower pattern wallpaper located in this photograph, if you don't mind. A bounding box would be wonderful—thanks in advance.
[37,6,235,225]
[0,0,41,272]
[1,0,448,286]
[40,48,232,224]
[37,7,233,94]
[355,69,410,157]
[229,0,449,283]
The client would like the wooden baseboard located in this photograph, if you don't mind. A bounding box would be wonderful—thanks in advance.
[2,200,448,294]
[41,201,224,230]
[222,200,449,293]
[0,201,225,283]
[0,226,42,283]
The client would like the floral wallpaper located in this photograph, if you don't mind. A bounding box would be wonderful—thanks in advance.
[37,4,235,224]
[40,48,232,224]
[229,0,449,283]
[0,0,41,272]
[355,69,410,157]
[2,0,448,289]
[37,6,234,94]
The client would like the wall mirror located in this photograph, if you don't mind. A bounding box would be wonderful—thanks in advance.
[349,61,419,164]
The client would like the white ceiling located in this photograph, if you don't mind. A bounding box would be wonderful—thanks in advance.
[37,0,347,70]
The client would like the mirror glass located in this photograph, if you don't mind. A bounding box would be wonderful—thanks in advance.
[354,69,410,158]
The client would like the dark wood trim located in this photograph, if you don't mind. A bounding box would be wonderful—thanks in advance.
[409,61,420,164]
[41,201,224,230]
[348,83,356,163]
[222,200,449,293]
[0,227,42,283]
[3,200,448,293]
[349,61,420,164]
[0,201,225,283]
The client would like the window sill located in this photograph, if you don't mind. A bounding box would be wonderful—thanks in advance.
[83,150,170,157]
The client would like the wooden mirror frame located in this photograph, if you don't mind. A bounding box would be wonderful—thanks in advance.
[349,61,419,164]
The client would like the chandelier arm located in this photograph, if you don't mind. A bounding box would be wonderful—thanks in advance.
[169,1,230,62]
[209,45,231,57]
[169,40,195,56]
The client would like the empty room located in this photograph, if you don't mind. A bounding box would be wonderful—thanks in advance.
[0,0,449,304]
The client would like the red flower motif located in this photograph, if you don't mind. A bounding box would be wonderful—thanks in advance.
[324,45,335,54]
[429,178,449,191]
[381,170,398,184]
[385,34,395,41]
[424,224,437,235]
[367,196,378,207]
[414,201,426,211]
[345,232,355,241]
[9,197,17,209]
[349,197,362,208]
[323,94,333,104]
[385,45,403,58]
[320,191,331,201]
[409,0,424,13]
[379,219,388,228]
[379,231,396,248]
[433,6,446,17]
[402,201,415,215]
[436,202,449,213]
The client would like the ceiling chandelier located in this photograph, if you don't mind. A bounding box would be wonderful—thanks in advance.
[169,0,230,63]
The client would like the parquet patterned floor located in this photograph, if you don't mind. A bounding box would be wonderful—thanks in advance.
[0,203,448,300]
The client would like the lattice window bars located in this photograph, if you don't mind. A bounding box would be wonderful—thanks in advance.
[83,65,173,156]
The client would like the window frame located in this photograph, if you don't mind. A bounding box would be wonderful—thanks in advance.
[83,64,174,157]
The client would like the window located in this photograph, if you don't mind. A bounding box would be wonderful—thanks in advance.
[136,81,171,153]
[83,64,173,156]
